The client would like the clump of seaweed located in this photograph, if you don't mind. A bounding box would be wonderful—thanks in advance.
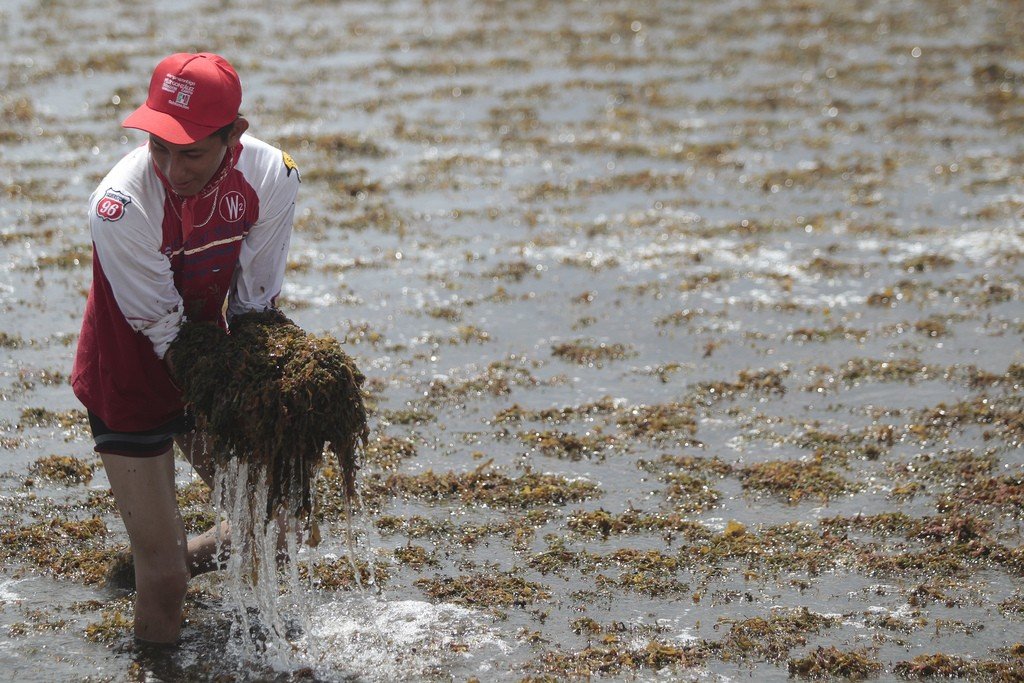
[0,332,25,348]
[594,549,689,597]
[519,429,618,460]
[0,516,115,584]
[893,652,1024,679]
[677,521,851,577]
[414,572,550,611]
[27,455,94,484]
[375,514,456,538]
[7,609,70,637]
[84,608,133,643]
[424,360,541,402]
[662,472,722,511]
[999,594,1024,618]
[889,450,998,492]
[274,132,388,158]
[552,339,635,366]
[377,510,551,549]
[716,608,840,662]
[637,453,733,477]
[532,640,702,678]
[361,461,601,508]
[34,246,91,270]
[820,511,918,537]
[566,507,705,538]
[900,253,955,272]
[378,408,436,426]
[840,358,933,384]
[794,426,892,463]
[787,326,869,343]
[169,310,369,518]
[362,434,418,470]
[616,402,698,439]
[492,397,618,425]
[692,368,789,403]
[527,538,599,575]
[738,459,858,503]
[19,407,87,429]
[787,645,882,680]
[393,544,437,568]
[855,549,965,579]
[912,398,1024,445]
[954,474,1024,516]
[866,281,919,307]
[300,557,390,590]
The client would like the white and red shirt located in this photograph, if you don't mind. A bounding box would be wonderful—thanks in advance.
[72,134,300,431]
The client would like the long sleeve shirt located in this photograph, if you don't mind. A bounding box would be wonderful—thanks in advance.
[71,133,300,431]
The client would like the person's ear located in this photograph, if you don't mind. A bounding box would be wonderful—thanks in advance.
[227,117,249,148]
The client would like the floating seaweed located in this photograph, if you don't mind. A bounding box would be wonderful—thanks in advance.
[169,309,369,519]
[414,572,551,611]
[716,608,841,663]
[787,645,882,680]
[359,460,601,509]
[84,608,133,643]
[893,652,1024,679]
[532,639,701,678]
[738,459,858,503]
[27,455,94,485]
[0,516,114,584]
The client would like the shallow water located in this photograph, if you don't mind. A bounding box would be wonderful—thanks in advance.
[1,0,1023,680]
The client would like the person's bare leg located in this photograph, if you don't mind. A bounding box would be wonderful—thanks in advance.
[176,432,230,576]
[101,449,189,644]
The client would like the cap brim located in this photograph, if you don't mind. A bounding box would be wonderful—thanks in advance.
[122,105,220,145]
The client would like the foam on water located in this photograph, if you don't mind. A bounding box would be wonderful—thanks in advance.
[950,228,1024,261]
[0,579,23,603]
[298,596,513,681]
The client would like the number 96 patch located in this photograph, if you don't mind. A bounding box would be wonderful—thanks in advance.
[96,188,132,221]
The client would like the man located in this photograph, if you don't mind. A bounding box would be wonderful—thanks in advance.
[71,52,301,644]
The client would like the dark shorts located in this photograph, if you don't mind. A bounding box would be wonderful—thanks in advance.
[87,410,195,458]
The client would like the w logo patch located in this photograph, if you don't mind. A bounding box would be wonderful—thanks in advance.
[219,191,246,223]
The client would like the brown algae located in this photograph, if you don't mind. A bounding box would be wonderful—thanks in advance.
[27,455,94,484]
[170,310,369,517]
[787,646,883,680]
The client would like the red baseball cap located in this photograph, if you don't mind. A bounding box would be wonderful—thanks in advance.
[122,52,242,144]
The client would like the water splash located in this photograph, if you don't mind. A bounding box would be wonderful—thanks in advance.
[212,459,317,672]
[298,596,514,681]
[206,462,513,680]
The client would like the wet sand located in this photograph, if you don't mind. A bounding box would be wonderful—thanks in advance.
[1,0,1022,680]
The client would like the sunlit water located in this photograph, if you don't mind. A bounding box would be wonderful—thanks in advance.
[1,0,1022,680]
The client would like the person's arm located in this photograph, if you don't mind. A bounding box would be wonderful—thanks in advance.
[226,152,299,319]
[91,185,183,360]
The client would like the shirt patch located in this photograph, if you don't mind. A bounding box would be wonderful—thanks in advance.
[96,189,132,222]
[219,191,247,223]
[282,151,300,180]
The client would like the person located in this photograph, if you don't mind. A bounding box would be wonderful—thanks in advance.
[70,52,301,644]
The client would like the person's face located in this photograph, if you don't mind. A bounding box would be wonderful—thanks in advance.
[148,120,246,197]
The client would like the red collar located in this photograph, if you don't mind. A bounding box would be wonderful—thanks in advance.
[154,145,241,241]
